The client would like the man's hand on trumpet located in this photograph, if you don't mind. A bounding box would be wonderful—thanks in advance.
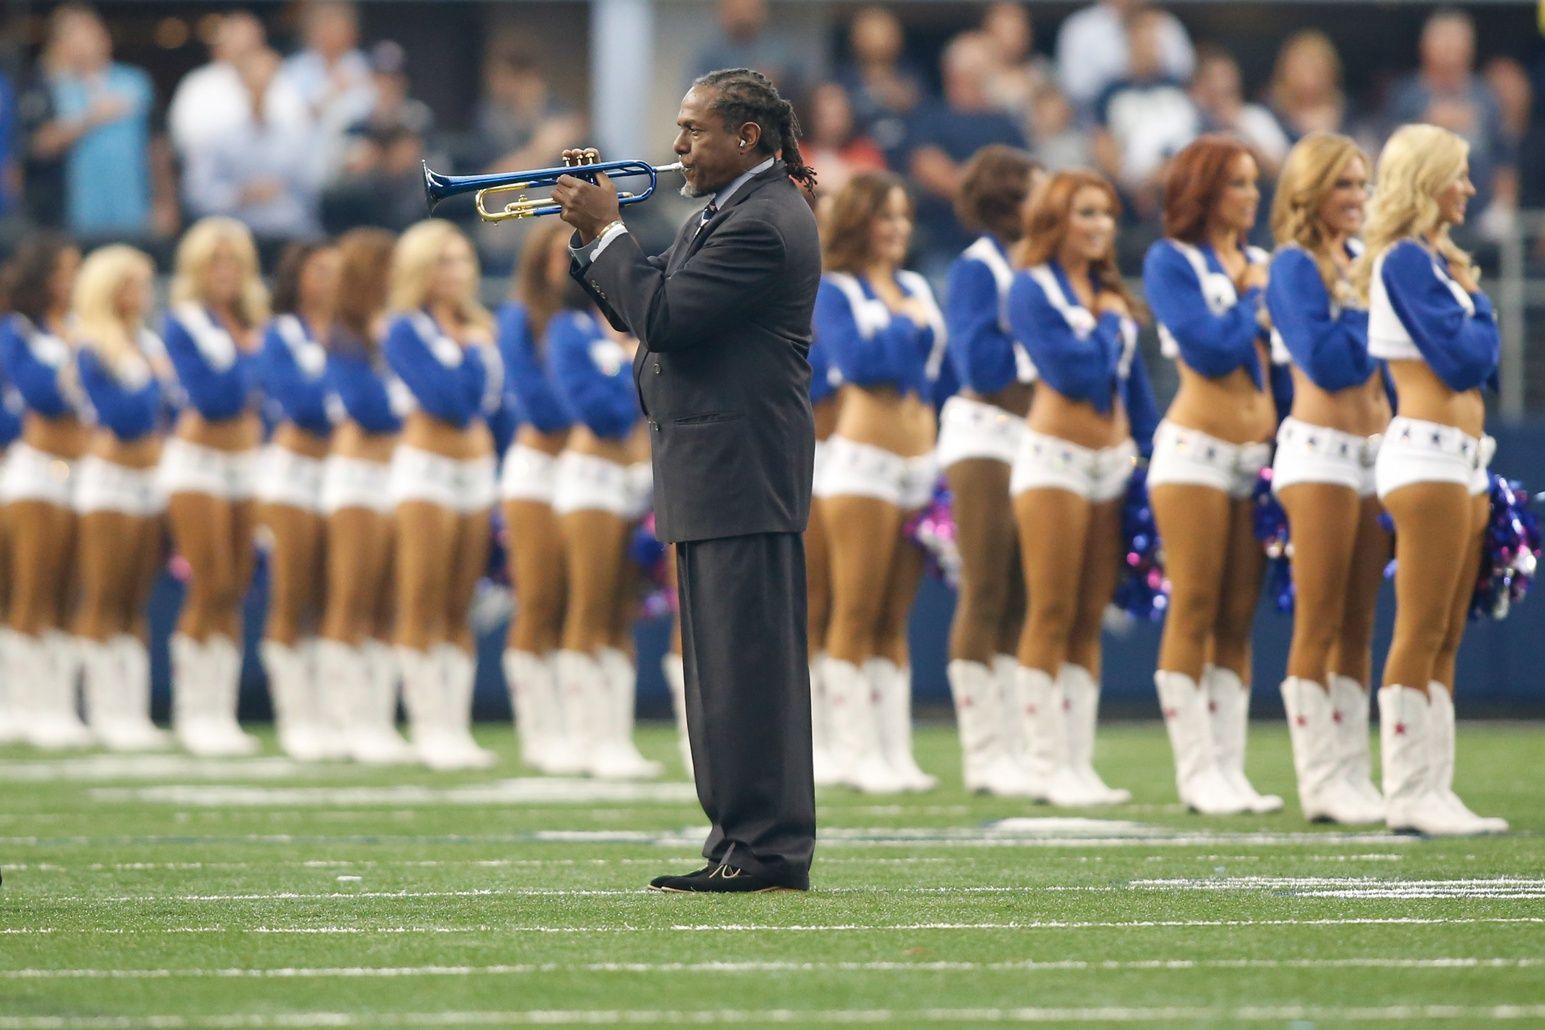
[553,149,622,245]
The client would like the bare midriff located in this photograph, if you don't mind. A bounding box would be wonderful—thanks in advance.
[813,396,840,443]
[1026,385,1130,451]
[566,424,630,465]
[22,412,89,461]
[1164,341,1276,444]
[1386,359,1486,438]
[957,382,1033,419]
[834,384,935,458]
[175,409,260,452]
[1288,366,1391,438]
[331,420,397,464]
[514,426,569,457]
[271,422,331,461]
[402,410,492,461]
[89,431,160,470]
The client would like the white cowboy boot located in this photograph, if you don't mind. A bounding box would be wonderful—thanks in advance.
[1426,684,1507,834]
[1015,665,1098,807]
[1328,674,1384,814]
[591,648,661,780]
[823,656,905,794]
[1281,677,1380,824]
[809,652,838,787]
[174,634,259,757]
[322,639,414,765]
[24,631,93,749]
[82,635,165,751]
[430,643,497,770]
[992,653,1029,774]
[662,651,694,779]
[1155,670,1249,815]
[947,659,1035,796]
[0,627,24,744]
[1204,665,1283,813]
[104,635,169,751]
[262,639,331,761]
[868,657,936,792]
[503,648,560,773]
[1060,664,1130,805]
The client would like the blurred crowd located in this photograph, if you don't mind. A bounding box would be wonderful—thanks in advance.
[6,0,1545,271]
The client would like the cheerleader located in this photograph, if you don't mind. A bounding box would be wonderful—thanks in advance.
[1356,124,1506,835]
[160,217,267,757]
[385,219,500,770]
[815,171,943,794]
[0,235,88,748]
[317,228,415,765]
[1265,133,1388,824]
[1142,136,1284,815]
[496,220,581,775]
[0,339,19,741]
[69,245,170,751]
[257,241,342,761]
[548,272,660,781]
[940,145,1041,796]
[1008,169,1158,806]
[804,295,839,786]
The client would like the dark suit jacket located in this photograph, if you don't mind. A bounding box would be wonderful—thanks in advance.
[572,161,820,543]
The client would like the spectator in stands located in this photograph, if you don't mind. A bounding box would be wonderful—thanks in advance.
[1265,30,1347,143]
[1091,7,1197,219]
[469,42,582,175]
[168,10,269,157]
[26,5,176,240]
[1482,56,1534,237]
[1028,83,1091,171]
[835,6,925,163]
[905,32,1027,266]
[1056,0,1195,117]
[980,2,1053,127]
[1190,46,1289,177]
[182,48,322,244]
[1385,8,1516,228]
[279,0,375,177]
[323,41,435,232]
[803,82,886,197]
[18,58,65,228]
[691,0,804,98]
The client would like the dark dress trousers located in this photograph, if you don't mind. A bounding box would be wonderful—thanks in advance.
[573,161,820,887]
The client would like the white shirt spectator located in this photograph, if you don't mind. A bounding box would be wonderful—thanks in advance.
[1056,1,1195,112]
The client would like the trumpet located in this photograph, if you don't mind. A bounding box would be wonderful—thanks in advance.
[422,148,685,222]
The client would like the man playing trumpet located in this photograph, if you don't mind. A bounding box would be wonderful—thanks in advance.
[553,68,821,893]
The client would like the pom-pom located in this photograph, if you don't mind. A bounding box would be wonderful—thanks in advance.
[1251,466,1294,614]
[630,513,676,620]
[1113,465,1169,620]
[1469,474,1542,621]
[904,481,961,589]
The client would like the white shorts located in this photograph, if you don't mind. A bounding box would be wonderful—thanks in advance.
[498,444,559,505]
[626,462,653,521]
[551,451,639,518]
[1375,416,1495,499]
[255,445,326,513]
[1271,418,1380,498]
[1147,420,1271,500]
[321,454,392,515]
[389,445,497,515]
[1010,429,1136,503]
[0,442,74,508]
[159,438,258,501]
[815,435,937,510]
[936,395,1025,469]
[74,455,162,517]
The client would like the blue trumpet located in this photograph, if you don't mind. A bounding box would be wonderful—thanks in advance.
[422,148,684,222]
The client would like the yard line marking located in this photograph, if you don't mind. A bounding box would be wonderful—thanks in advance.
[87,779,699,807]
[0,856,951,873]
[1132,877,1545,899]
[5,916,1544,935]
[4,956,1543,980]
[4,1004,1545,1027]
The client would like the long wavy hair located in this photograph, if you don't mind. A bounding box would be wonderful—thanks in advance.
[388,219,492,332]
[1351,124,1473,304]
[335,228,397,353]
[1014,168,1146,323]
[1270,132,1367,300]
[511,218,585,340]
[955,145,1041,242]
[169,216,268,327]
[72,244,154,372]
[1161,135,1255,245]
[820,171,910,275]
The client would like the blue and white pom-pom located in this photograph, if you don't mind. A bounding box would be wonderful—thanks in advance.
[1114,465,1169,620]
[1470,474,1541,621]
[1252,466,1294,614]
[905,481,962,589]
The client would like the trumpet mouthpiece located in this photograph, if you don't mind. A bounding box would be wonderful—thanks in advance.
[658,162,685,173]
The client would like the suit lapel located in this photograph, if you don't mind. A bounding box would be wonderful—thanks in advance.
[678,161,786,265]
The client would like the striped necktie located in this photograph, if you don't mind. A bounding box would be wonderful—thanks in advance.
[694,200,718,237]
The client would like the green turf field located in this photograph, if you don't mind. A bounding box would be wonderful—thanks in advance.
[2,720,1543,1028]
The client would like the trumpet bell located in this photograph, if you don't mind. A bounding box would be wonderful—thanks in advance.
[421,150,685,223]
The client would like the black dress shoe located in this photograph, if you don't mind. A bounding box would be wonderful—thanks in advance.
[648,862,803,893]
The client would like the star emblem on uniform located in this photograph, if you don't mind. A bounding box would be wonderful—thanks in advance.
[1394,722,1407,735]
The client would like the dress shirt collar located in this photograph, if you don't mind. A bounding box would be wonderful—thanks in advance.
[710,157,775,211]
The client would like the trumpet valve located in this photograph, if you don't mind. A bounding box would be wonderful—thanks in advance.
[505,194,538,219]
[579,148,601,165]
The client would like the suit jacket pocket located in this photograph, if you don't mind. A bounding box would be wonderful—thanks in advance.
[673,412,746,426]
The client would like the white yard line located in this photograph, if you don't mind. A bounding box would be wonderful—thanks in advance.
[5,916,1544,935]
[3,1004,1545,1027]
[3,956,1542,981]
